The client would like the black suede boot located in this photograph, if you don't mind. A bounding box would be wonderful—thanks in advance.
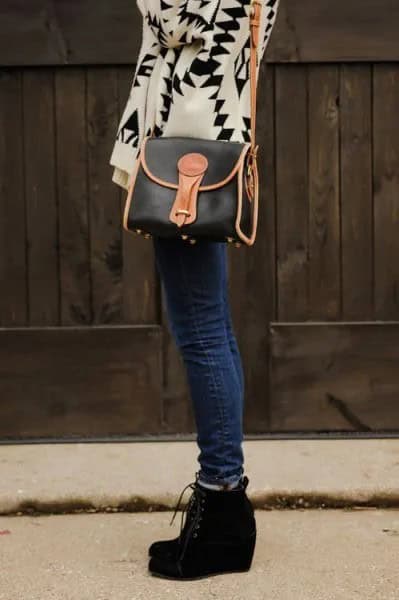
[148,472,254,560]
[148,472,249,560]
[148,473,256,580]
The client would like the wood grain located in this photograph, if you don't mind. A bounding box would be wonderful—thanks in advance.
[2,1,399,66]
[373,65,399,320]
[55,68,91,325]
[23,68,59,325]
[117,67,159,324]
[269,0,399,63]
[87,67,123,324]
[340,65,373,319]
[0,0,142,66]
[275,65,308,320]
[308,65,340,319]
[270,322,399,432]
[0,70,27,326]
[0,325,163,439]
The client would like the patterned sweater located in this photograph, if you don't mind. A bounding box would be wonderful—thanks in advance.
[109,0,280,191]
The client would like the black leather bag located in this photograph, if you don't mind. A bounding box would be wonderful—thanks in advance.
[123,0,262,248]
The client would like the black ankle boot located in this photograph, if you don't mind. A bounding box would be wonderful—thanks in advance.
[148,472,249,560]
[148,472,253,560]
[148,473,257,580]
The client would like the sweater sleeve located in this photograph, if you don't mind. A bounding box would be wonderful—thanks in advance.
[109,11,159,191]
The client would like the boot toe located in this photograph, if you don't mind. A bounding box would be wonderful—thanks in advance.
[148,554,182,579]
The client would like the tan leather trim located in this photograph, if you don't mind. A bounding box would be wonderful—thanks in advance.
[244,161,255,202]
[123,151,143,232]
[140,135,251,191]
[235,154,259,246]
[235,0,261,246]
[249,0,261,157]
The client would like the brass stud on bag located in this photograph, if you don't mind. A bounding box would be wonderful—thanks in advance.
[226,237,234,243]
[134,228,142,235]
[189,238,197,245]
[181,234,189,240]
[144,233,152,239]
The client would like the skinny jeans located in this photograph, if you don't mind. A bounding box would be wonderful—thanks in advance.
[152,236,245,489]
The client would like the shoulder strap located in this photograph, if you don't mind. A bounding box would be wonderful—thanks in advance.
[249,0,262,161]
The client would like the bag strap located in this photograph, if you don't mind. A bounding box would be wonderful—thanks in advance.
[249,0,262,163]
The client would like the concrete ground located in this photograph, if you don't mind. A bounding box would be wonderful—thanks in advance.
[1,509,398,600]
[1,439,398,598]
[1,439,399,514]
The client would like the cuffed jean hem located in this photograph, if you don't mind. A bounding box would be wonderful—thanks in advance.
[197,467,244,490]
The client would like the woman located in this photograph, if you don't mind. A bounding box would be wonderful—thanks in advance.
[109,0,280,580]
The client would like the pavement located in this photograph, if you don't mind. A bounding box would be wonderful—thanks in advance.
[0,439,398,514]
[1,439,398,598]
[1,509,398,599]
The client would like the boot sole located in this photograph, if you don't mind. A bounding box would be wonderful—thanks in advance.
[147,533,256,580]
[148,565,253,581]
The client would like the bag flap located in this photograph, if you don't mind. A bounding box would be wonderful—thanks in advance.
[140,136,251,190]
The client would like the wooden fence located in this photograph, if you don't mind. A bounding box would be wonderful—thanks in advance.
[1,0,399,439]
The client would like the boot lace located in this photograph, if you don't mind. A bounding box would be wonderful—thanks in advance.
[169,471,207,561]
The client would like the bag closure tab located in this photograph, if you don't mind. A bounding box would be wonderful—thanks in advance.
[169,153,208,227]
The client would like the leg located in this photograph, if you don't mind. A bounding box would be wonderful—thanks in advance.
[153,236,244,489]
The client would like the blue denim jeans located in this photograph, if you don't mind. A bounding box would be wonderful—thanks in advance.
[152,236,245,489]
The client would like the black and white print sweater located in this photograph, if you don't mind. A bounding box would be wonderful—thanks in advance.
[109,0,280,190]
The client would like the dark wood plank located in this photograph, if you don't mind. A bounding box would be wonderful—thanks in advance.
[228,63,276,431]
[308,65,340,319]
[0,325,163,439]
[0,0,142,66]
[0,69,27,326]
[87,67,123,324]
[340,65,373,319]
[270,322,399,432]
[257,63,277,324]
[373,65,399,320]
[2,1,399,66]
[55,68,91,325]
[117,67,159,325]
[270,0,399,63]
[275,64,308,320]
[23,68,59,325]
